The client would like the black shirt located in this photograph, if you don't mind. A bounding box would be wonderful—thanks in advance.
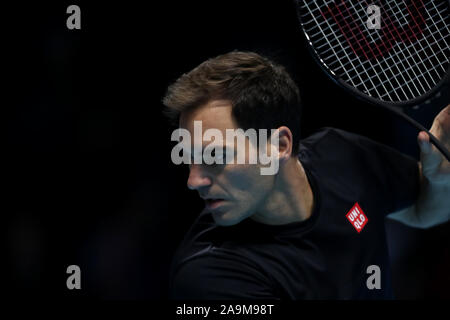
[170,128,420,299]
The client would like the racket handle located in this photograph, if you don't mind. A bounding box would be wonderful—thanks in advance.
[428,132,450,162]
[378,102,450,162]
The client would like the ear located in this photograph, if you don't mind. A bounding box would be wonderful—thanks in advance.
[271,126,293,164]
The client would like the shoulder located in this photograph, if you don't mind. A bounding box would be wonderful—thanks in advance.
[170,211,217,276]
[300,127,374,150]
[299,127,372,166]
[299,127,409,161]
[170,244,276,299]
[298,127,419,188]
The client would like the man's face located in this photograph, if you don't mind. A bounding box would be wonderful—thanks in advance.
[179,100,276,226]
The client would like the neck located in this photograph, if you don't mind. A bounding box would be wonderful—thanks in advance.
[251,158,314,226]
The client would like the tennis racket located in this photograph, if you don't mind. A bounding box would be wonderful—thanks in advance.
[295,0,450,161]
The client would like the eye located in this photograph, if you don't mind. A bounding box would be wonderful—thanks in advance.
[208,147,226,165]
[215,148,226,160]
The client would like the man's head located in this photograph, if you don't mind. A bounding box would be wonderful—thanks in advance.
[163,51,303,226]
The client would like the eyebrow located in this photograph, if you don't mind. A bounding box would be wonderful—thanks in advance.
[199,144,234,152]
[188,144,235,156]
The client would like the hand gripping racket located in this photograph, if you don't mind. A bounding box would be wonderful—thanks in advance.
[295,0,450,161]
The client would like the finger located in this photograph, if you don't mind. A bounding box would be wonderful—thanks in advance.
[418,131,431,154]
[418,131,442,174]
[430,104,450,138]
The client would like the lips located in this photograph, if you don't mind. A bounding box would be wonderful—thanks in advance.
[205,198,225,210]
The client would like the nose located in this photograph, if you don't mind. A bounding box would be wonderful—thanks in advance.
[187,164,212,190]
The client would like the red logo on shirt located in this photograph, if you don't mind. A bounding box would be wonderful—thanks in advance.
[346,203,368,233]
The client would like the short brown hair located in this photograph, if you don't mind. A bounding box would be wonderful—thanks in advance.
[163,51,302,155]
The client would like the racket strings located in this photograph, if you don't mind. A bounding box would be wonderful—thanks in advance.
[335,1,445,99]
[299,0,450,103]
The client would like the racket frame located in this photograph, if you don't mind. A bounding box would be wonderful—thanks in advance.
[295,0,450,161]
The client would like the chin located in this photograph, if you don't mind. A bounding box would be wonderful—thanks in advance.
[211,209,250,227]
[212,212,238,226]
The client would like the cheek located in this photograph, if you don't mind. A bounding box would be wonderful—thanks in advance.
[225,165,274,198]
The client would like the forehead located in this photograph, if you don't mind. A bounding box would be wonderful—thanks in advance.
[179,100,238,132]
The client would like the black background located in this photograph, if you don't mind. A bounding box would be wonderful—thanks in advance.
[5,0,449,299]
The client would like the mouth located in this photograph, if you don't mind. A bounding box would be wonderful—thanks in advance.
[204,198,225,210]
